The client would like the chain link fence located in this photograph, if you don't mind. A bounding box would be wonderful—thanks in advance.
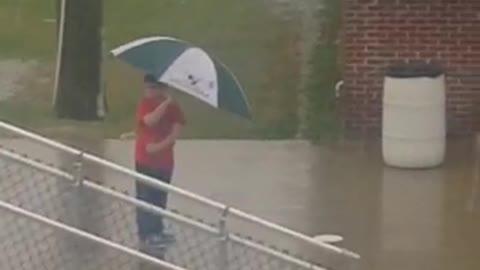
[0,121,359,270]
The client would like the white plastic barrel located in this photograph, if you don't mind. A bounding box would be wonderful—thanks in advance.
[382,65,446,168]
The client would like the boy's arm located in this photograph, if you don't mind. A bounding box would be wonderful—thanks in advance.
[142,96,172,127]
[146,123,182,153]
[119,131,135,140]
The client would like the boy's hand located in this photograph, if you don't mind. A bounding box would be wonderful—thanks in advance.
[146,143,160,154]
[120,131,135,140]
[164,94,173,104]
[153,95,173,113]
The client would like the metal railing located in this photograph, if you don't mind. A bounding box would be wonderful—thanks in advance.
[0,120,360,270]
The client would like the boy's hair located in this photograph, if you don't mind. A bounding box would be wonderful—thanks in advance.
[144,74,157,83]
[144,74,169,88]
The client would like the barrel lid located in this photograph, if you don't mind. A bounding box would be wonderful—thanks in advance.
[386,63,443,78]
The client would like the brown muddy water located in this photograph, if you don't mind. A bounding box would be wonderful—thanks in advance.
[0,138,479,270]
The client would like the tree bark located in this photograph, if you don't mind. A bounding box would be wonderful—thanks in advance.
[54,0,103,120]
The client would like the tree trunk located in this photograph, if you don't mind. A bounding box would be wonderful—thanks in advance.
[54,0,103,120]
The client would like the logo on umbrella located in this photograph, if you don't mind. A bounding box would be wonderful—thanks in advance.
[187,74,200,86]
[187,74,215,89]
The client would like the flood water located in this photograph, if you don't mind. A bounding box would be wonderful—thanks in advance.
[0,138,479,270]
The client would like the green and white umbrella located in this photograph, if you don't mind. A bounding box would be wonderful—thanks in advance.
[111,36,251,119]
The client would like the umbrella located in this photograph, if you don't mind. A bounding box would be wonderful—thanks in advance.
[110,36,251,119]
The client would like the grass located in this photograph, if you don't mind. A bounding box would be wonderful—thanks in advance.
[0,0,302,139]
[303,0,343,142]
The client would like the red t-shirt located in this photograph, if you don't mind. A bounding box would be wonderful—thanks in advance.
[135,96,185,172]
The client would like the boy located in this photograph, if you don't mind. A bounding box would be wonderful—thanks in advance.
[125,74,185,249]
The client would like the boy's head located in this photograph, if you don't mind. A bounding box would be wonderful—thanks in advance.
[144,74,169,96]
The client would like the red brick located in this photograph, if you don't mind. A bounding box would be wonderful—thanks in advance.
[377,51,397,58]
[419,51,439,58]
[428,45,445,51]
[388,19,408,24]
[418,26,441,32]
[409,18,428,24]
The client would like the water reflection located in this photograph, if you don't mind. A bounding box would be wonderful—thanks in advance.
[380,168,445,270]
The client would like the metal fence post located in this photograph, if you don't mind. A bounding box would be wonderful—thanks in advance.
[67,152,87,270]
[73,153,84,186]
[217,207,230,270]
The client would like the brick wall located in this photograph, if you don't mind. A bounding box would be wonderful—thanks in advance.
[341,0,480,137]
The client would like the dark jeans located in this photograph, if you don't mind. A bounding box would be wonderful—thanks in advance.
[135,163,172,241]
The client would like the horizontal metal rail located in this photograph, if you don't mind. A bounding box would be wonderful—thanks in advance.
[0,120,360,261]
[0,200,188,270]
[0,147,330,269]
[229,234,327,270]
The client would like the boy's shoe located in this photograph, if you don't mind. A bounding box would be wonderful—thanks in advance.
[141,233,176,251]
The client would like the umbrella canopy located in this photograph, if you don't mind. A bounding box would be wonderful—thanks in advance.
[111,36,251,119]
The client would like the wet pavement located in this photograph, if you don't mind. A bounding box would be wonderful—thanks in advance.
[0,138,479,270]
